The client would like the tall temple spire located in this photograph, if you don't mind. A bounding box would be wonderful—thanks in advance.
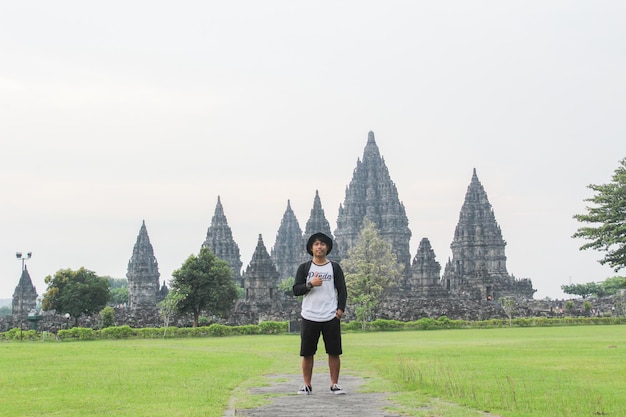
[270,200,303,280]
[243,234,280,303]
[301,190,335,263]
[127,220,160,312]
[12,266,38,318]
[453,169,505,252]
[442,169,535,300]
[409,237,447,297]
[364,130,381,159]
[203,196,243,286]
[334,131,412,283]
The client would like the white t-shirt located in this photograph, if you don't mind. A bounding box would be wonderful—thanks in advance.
[301,261,338,322]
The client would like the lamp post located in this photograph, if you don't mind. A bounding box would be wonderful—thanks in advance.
[16,251,32,271]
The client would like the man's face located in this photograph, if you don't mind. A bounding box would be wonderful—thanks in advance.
[312,240,328,256]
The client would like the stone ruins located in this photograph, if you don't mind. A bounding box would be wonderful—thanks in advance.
[334,132,413,278]
[126,220,165,315]
[12,266,38,318]
[202,196,243,288]
[8,131,547,328]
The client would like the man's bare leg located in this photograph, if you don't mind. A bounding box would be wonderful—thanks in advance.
[302,355,314,387]
[328,354,340,386]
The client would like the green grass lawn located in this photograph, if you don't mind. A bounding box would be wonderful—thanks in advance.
[348,326,626,417]
[1,325,624,417]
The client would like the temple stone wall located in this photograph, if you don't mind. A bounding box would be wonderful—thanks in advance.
[1,296,623,333]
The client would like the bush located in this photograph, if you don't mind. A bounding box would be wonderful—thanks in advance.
[0,328,39,341]
[369,319,404,331]
[414,318,437,330]
[232,325,260,335]
[58,327,96,340]
[100,307,115,329]
[258,321,287,334]
[514,318,532,327]
[198,316,213,326]
[448,319,470,329]
[133,327,163,339]
[207,324,232,337]
[173,327,193,338]
[7,316,625,344]
[164,326,179,338]
[341,320,364,331]
[99,325,133,339]
[189,326,210,337]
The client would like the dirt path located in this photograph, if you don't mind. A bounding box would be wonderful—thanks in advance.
[222,370,403,417]
[222,363,503,417]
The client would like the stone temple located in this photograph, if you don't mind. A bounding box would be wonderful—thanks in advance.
[334,131,412,283]
[202,196,243,287]
[207,131,533,299]
[230,234,286,324]
[269,191,339,281]
[12,266,38,319]
[9,131,533,325]
[270,200,303,281]
[268,131,535,306]
[300,190,336,264]
[439,169,535,301]
[6,132,537,326]
[126,221,161,313]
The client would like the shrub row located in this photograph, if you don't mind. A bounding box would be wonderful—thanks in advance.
[343,315,626,331]
[2,316,625,341]
[48,322,289,341]
[342,316,469,331]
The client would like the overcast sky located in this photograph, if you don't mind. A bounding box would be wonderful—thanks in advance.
[1,1,624,302]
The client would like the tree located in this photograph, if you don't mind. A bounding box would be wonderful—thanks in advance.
[106,277,128,306]
[573,157,626,272]
[561,282,603,298]
[499,297,516,327]
[342,219,404,325]
[279,277,302,301]
[106,277,127,288]
[100,306,115,328]
[562,277,626,299]
[158,289,185,338]
[171,247,238,327]
[42,267,110,326]
[109,287,128,306]
[601,276,626,295]
[278,276,295,294]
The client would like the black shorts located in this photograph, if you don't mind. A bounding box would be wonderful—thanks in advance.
[299,317,342,356]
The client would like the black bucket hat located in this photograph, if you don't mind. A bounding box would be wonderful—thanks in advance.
[306,232,333,256]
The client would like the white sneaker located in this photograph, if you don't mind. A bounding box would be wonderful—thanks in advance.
[297,384,312,395]
[330,383,345,395]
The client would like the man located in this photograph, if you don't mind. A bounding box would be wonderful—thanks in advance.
[293,232,348,395]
